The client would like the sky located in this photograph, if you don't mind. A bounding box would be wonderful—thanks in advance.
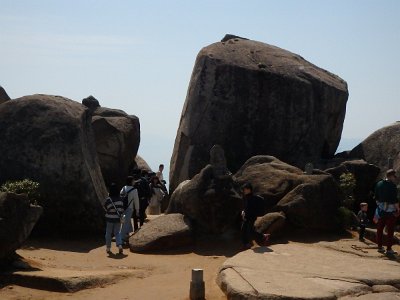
[1,0,399,181]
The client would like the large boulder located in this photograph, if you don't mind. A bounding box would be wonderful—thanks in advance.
[350,122,400,178]
[169,35,348,192]
[129,213,193,252]
[0,95,108,234]
[86,98,140,188]
[234,156,343,230]
[0,85,11,104]
[0,192,42,264]
[167,165,242,234]
[132,155,152,172]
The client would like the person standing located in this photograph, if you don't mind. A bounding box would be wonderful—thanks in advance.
[120,176,140,244]
[134,170,152,227]
[375,169,399,255]
[147,176,165,215]
[357,202,369,241]
[104,183,124,255]
[240,182,269,250]
[156,164,164,182]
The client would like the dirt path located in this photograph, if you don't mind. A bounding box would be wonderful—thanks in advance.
[1,236,237,300]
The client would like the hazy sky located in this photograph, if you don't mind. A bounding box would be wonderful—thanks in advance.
[1,1,399,179]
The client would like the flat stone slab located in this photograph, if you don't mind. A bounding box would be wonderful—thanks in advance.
[217,241,400,299]
[0,268,136,292]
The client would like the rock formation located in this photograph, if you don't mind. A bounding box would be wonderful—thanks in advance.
[349,122,400,178]
[170,35,348,192]
[132,155,152,172]
[0,85,11,105]
[83,96,140,188]
[234,156,343,230]
[0,95,108,234]
[129,213,193,252]
[0,192,42,265]
[167,165,242,234]
[217,242,400,300]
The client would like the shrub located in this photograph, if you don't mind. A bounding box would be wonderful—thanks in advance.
[0,179,40,205]
[336,206,357,230]
[339,172,356,209]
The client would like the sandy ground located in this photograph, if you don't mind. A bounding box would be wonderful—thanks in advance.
[0,233,239,300]
[2,224,399,300]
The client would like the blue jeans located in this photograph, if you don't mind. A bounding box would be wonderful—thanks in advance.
[105,221,122,248]
[120,207,133,240]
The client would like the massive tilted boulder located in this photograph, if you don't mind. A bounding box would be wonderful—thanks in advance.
[0,85,11,104]
[129,214,193,252]
[0,95,108,234]
[234,156,343,230]
[169,35,348,192]
[350,122,400,178]
[84,97,140,188]
[167,165,242,234]
[0,192,42,264]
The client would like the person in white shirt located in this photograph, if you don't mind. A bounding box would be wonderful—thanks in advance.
[120,176,140,244]
[147,175,165,215]
[156,164,164,182]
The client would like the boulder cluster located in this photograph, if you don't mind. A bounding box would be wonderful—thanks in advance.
[0,93,140,237]
[1,35,399,259]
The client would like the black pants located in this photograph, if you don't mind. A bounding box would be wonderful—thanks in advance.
[139,198,149,226]
[359,223,366,240]
[241,219,265,246]
[132,210,139,231]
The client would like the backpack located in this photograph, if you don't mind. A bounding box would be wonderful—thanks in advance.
[135,178,152,199]
[120,187,135,209]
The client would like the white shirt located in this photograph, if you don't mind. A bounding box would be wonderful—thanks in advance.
[156,171,164,181]
[120,185,139,212]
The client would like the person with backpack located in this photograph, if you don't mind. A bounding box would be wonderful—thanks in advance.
[375,169,399,255]
[120,176,139,244]
[104,183,125,255]
[136,170,152,227]
[240,182,270,250]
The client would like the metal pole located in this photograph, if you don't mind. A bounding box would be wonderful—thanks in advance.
[190,268,205,300]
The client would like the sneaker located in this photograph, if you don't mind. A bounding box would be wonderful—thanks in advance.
[377,247,386,253]
[386,249,398,255]
[118,245,123,254]
[262,234,270,246]
[106,248,112,255]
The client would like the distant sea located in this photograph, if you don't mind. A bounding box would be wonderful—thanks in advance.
[335,137,363,154]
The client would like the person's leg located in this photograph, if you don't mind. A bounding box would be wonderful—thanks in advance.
[120,208,133,241]
[105,222,112,252]
[377,215,387,251]
[385,214,397,251]
[132,211,139,231]
[241,220,251,247]
[251,223,269,246]
[359,224,366,241]
[113,222,123,254]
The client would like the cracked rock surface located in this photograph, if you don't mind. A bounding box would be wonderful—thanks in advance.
[217,240,400,299]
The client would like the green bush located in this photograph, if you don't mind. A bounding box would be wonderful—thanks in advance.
[339,172,356,209]
[0,179,40,205]
[336,206,357,229]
